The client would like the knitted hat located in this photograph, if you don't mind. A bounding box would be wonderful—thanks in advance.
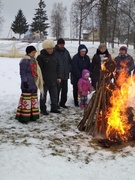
[26,46,37,55]
[78,44,88,54]
[42,39,55,49]
[119,46,127,52]
[80,48,86,52]
[57,38,65,45]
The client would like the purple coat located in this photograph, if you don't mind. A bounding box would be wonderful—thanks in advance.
[20,58,37,92]
[78,69,92,96]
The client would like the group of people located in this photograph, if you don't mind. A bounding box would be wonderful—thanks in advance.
[15,39,134,124]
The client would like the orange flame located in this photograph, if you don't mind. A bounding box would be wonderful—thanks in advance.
[106,70,134,141]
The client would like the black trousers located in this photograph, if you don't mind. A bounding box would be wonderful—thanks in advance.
[73,81,79,106]
[40,84,58,112]
[57,79,68,106]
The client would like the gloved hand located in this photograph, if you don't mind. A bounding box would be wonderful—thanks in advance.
[57,78,61,83]
[23,82,29,89]
[79,91,84,96]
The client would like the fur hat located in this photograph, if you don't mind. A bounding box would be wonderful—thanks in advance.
[57,38,65,45]
[42,39,55,49]
[119,46,127,52]
[98,43,106,50]
[26,46,37,55]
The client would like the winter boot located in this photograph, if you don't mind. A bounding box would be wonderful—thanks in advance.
[80,102,84,109]
[84,103,88,109]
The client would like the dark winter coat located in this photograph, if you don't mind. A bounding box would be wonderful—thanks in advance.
[114,54,134,75]
[71,44,91,84]
[54,45,71,80]
[91,49,111,88]
[20,58,37,92]
[37,49,61,86]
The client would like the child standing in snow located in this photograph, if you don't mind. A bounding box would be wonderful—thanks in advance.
[78,69,92,109]
[16,46,44,124]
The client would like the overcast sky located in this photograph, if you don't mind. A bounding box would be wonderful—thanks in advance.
[0,0,73,38]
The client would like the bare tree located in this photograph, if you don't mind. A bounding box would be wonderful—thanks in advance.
[106,0,120,48]
[70,0,135,47]
[50,2,67,39]
[70,0,96,44]
[97,0,110,43]
[119,0,135,48]
[0,0,4,34]
[70,4,79,39]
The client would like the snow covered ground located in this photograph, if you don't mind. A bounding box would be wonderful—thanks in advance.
[0,41,135,180]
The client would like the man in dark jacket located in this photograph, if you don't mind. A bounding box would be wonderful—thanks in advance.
[37,39,61,114]
[71,44,91,107]
[55,38,71,108]
[115,46,134,76]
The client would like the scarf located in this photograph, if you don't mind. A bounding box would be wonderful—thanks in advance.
[21,56,44,95]
[30,58,38,82]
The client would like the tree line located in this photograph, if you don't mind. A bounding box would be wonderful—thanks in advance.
[0,0,135,48]
[71,0,135,48]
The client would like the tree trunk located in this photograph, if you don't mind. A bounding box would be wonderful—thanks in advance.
[19,34,21,40]
[133,32,135,49]
[99,0,109,43]
[79,8,83,45]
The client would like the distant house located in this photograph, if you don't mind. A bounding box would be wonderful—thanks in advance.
[82,28,99,41]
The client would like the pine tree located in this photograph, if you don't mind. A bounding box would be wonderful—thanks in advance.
[11,9,29,40]
[31,0,49,39]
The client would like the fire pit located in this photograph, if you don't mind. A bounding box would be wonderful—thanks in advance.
[78,58,135,148]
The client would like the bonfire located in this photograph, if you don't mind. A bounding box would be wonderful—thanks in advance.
[78,58,135,147]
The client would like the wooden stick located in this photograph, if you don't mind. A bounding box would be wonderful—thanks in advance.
[85,83,103,134]
[78,92,96,131]
[93,82,103,136]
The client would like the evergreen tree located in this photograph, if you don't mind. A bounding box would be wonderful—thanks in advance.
[11,9,29,40]
[31,0,49,38]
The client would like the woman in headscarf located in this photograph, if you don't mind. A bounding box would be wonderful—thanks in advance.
[16,46,44,124]
[91,43,111,89]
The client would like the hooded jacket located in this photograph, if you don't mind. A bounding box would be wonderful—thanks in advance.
[37,49,61,86]
[78,69,92,96]
[71,44,91,83]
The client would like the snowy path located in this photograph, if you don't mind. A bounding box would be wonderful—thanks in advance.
[1,57,135,180]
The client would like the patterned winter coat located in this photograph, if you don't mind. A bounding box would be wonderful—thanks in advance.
[20,57,37,93]
[78,69,92,96]
[71,44,91,84]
